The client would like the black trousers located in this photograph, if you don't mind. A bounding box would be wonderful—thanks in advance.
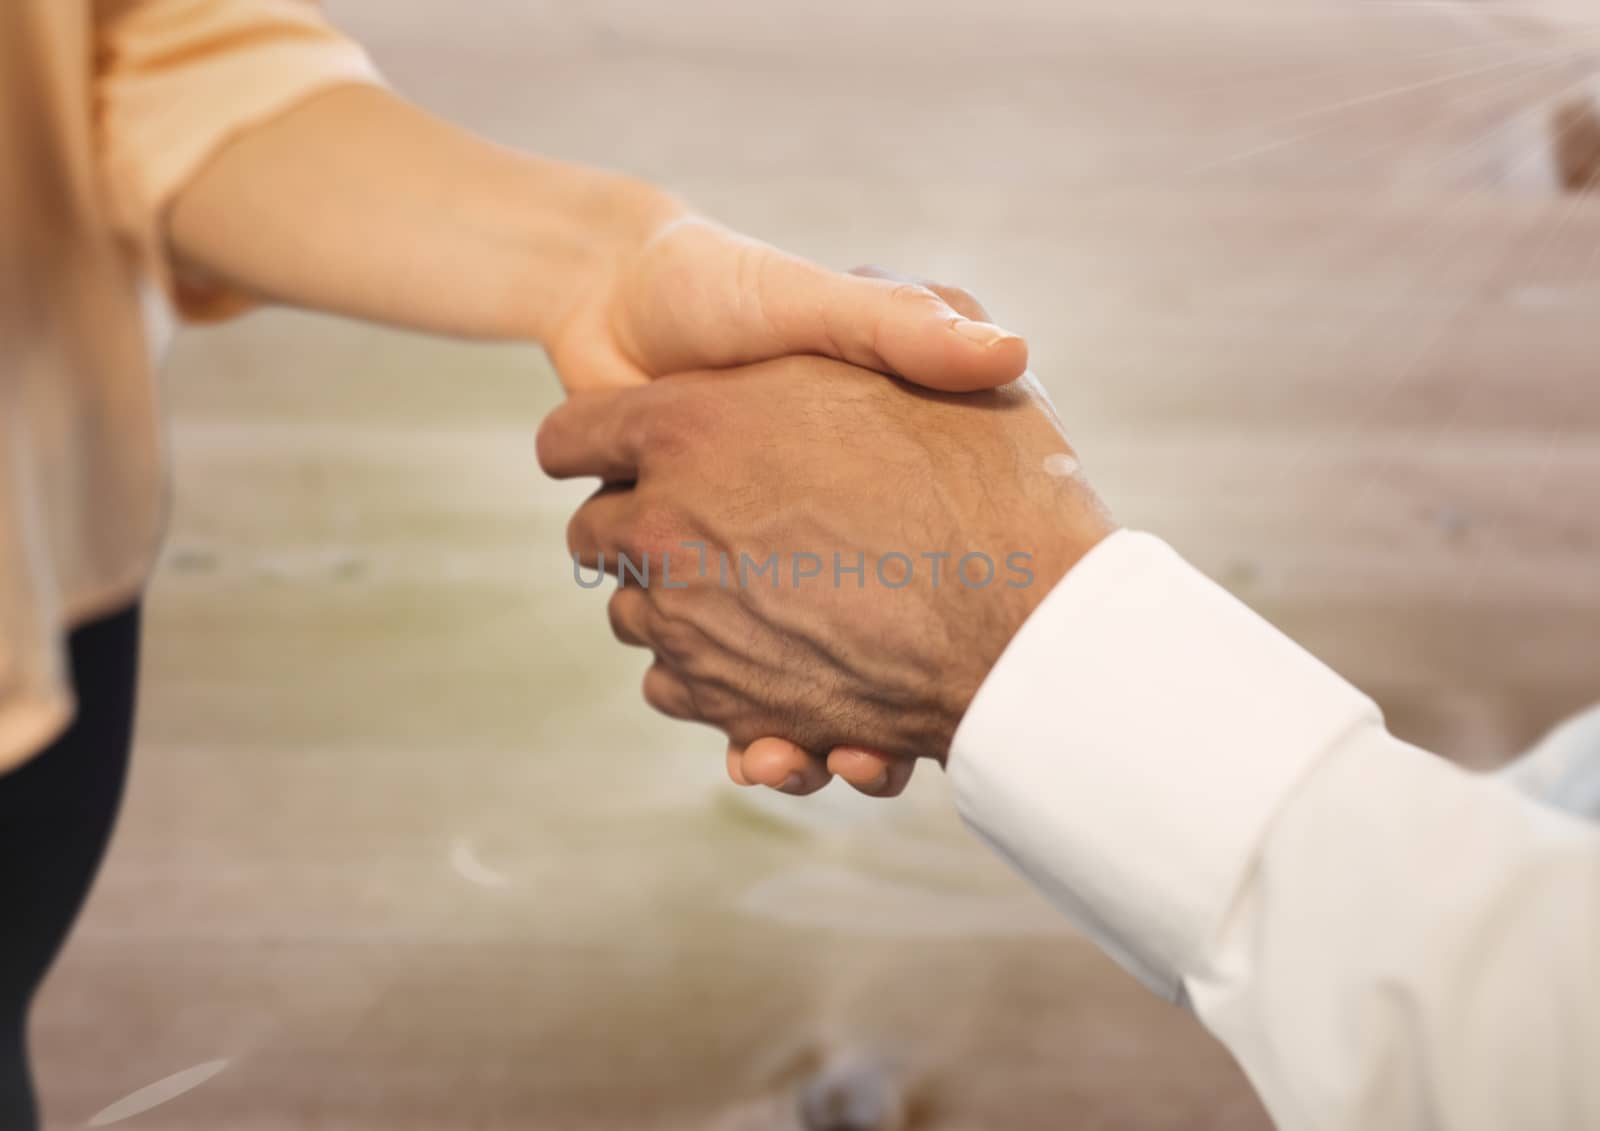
[0,606,140,1131]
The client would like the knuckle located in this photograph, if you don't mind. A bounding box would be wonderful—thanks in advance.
[616,415,650,468]
[689,683,737,725]
[606,589,644,646]
[534,412,567,476]
[939,283,985,316]
[624,500,686,561]
[648,611,701,665]
[635,395,690,452]
[641,665,691,719]
[651,617,728,692]
[564,508,589,556]
[643,579,688,623]
[674,641,720,685]
[640,679,669,716]
[888,281,942,309]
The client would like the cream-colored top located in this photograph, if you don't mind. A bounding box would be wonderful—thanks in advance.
[0,0,379,771]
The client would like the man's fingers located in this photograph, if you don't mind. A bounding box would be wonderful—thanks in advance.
[642,662,698,721]
[566,484,635,567]
[827,746,914,798]
[536,388,649,482]
[607,586,650,646]
[740,736,831,796]
[755,254,1027,394]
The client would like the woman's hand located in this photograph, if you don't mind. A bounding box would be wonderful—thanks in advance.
[545,206,1028,392]
[168,87,1025,396]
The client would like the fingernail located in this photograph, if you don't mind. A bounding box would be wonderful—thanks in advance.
[779,772,807,795]
[864,768,890,794]
[951,319,1020,348]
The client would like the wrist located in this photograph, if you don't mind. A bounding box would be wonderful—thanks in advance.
[933,513,1116,762]
[508,169,683,345]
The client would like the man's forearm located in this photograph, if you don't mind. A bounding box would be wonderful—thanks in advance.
[166,84,678,342]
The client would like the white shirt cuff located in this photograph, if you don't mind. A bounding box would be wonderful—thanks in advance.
[947,529,1381,998]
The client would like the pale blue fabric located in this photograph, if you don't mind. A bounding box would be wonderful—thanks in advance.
[1500,704,1600,820]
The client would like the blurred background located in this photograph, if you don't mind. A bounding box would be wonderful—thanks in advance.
[33,0,1600,1127]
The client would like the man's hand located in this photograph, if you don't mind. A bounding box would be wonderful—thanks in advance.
[537,356,1116,788]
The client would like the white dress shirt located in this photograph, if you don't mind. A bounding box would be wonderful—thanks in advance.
[948,529,1600,1131]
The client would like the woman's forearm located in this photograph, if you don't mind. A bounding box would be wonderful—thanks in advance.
[166,79,1029,395]
[166,84,679,342]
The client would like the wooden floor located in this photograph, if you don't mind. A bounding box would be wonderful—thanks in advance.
[32,1,1600,1128]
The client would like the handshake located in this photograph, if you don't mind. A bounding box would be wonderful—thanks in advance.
[538,282,1116,797]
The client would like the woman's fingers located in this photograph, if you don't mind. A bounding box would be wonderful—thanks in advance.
[732,736,912,800]
[725,736,830,796]
[726,742,752,787]
[579,216,1026,390]
[749,250,1027,393]
[835,263,1020,388]
[827,746,915,798]
[618,220,1023,391]
[645,669,831,796]
[740,736,831,796]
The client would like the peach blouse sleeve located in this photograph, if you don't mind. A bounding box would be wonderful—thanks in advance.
[92,0,384,319]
